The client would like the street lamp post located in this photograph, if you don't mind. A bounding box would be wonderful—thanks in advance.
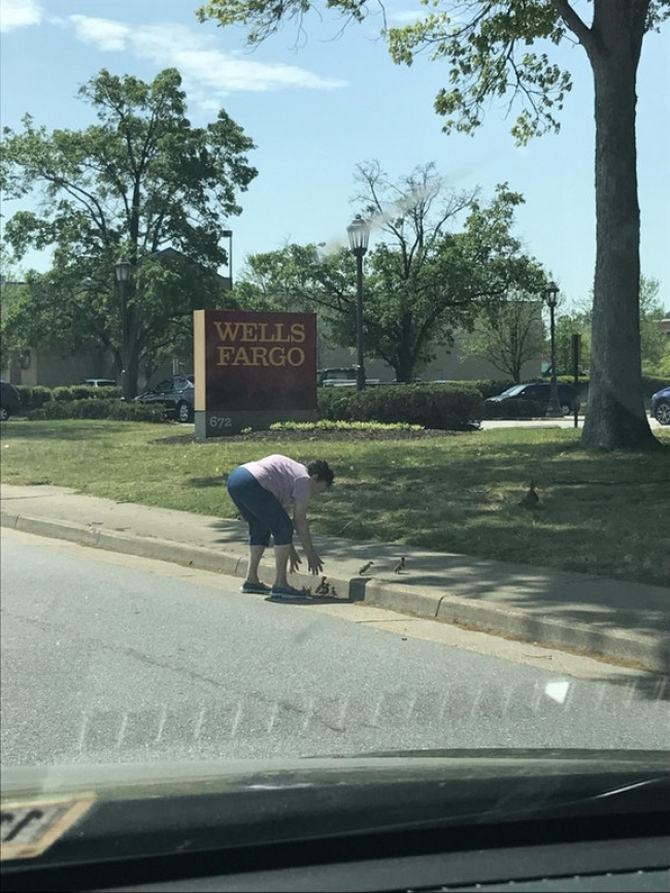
[544,280,563,417]
[347,214,370,391]
[115,258,132,400]
[222,229,233,291]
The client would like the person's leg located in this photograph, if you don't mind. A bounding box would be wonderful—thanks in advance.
[247,544,266,585]
[227,468,271,586]
[273,545,292,589]
[227,467,297,592]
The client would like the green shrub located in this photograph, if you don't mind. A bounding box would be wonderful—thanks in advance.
[15,385,33,409]
[108,401,166,422]
[15,385,53,411]
[17,385,122,411]
[481,398,547,419]
[317,388,358,421]
[318,383,481,430]
[26,399,167,423]
[50,385,122,402]
[51,386,76,402]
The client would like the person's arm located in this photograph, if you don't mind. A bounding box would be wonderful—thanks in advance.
[293,501,323,575]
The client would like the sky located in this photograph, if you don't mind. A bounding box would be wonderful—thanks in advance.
[1,0,669,311]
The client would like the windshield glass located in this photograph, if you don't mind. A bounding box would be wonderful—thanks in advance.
[1,0,668,805]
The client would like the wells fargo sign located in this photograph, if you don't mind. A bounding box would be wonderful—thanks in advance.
[193,310,317,438]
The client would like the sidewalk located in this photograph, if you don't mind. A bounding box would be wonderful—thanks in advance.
[2,483,669,673]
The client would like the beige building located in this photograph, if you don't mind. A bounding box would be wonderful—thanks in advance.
[2,345,116,388]
[317,333,542,383]
[2,328,541,389]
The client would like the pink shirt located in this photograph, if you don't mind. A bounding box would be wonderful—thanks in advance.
[243,454,312,511]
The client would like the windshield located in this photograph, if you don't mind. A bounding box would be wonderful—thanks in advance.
[1,0,669,814]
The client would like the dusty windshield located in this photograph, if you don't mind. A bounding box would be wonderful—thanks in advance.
[1,0,669,780]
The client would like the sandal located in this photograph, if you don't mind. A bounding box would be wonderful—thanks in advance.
[269,585,313,602]
[241,581,271,594]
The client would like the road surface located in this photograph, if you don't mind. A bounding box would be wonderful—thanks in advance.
[2,529,668,768]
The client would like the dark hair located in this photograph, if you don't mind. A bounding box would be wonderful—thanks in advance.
[307,460,334,488]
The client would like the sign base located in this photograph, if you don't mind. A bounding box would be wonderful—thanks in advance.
[195,410,317,440]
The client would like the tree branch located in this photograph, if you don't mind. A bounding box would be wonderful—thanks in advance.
[551,0,596,54]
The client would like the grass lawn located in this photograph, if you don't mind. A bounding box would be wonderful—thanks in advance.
[1,419,669,586]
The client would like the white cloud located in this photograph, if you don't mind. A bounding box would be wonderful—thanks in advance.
[0,0,43,32]
[70,14,130,52]
[388,10,425,25]
[67,16,346,98]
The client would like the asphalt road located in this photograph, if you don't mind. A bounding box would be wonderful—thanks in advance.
[2,529,668,768]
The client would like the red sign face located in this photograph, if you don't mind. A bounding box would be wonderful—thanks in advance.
[194,310,317,412]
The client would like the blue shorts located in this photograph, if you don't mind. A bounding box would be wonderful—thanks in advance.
[226,466,294,547]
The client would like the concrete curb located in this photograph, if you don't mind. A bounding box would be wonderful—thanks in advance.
[2,510,665,673]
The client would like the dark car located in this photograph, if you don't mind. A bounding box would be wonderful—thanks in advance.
[0,380,21,421]
[134,375,194,422]
[485,381,580,415]
[650,385,670,425]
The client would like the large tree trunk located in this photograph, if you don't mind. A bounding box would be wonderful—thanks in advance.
[581,4,658,450]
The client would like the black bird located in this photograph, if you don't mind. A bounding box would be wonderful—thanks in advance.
[394,556,406,574]
[359,561,374,576]
[315,576,330,594]
[519,480,540,509]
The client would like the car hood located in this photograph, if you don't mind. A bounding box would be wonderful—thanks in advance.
[4,748,669,801]
[3,750,668,868]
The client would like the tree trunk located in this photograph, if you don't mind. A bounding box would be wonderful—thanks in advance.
[395,355,414,383]
[581,8,658,450]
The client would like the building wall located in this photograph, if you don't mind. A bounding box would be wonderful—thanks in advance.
[318,334,541,383]
[1,346,116,388]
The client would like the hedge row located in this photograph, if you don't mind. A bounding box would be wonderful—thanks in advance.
[318,384,482,430]
[16,385,121,411]
[26,399,166,423]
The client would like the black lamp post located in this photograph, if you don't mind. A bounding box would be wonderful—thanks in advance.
[115,258,132,399]
[544,280,563,417]
[222,229,233,291]
[347,214,370,391]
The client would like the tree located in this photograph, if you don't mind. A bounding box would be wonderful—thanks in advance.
[0,244,26,373]
[639,276,669,373]
[198,0,669,448]
[551,307,592,375]
[463,295,545,383]
[0,68,256,398]
[234,163,545,382]
[548,276,666,376]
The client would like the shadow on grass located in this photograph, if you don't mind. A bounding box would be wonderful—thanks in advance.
[188,476,227,488]
[0,421,123,442]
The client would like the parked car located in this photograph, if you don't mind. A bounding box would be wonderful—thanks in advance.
[83,378,117,388]
[134,375,194,422]
[484,382,580,415]
[650,385,670,425]
[317,367,381,387]
[0,380,21,421]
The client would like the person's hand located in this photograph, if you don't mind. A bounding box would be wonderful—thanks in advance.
[307,550,324,576]
[289,546,302,575]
